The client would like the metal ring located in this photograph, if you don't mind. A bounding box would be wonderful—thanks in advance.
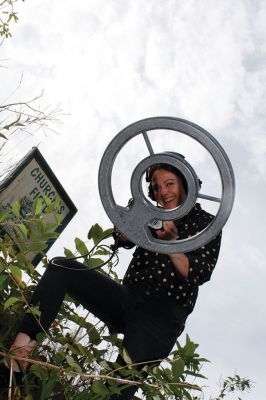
[98,117,235,253]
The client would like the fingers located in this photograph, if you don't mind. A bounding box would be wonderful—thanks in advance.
[155,221,177,240]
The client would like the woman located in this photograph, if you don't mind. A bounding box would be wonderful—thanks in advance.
[3,162,222,399]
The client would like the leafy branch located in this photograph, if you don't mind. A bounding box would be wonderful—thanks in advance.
[0,0,25,39]
[0,89,63,152]
[215,374,252,400]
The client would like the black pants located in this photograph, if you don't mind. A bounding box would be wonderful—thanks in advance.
[19,258,187,399]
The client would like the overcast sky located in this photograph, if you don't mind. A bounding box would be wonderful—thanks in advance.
[1,1,266,399]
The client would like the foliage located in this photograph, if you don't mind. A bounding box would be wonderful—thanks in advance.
[0,0,25,39]
[0,201,252,399]
[0,87,63,182]
[215,374,252,399]
[0,89,63,150]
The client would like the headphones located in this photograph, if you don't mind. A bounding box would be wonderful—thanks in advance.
[145,152,202,201]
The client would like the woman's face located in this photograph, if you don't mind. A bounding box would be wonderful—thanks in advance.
[151,168,185,209]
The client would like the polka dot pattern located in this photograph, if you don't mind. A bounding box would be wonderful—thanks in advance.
[123,203,222,313]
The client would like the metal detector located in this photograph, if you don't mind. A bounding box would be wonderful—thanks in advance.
[98,117,235,254]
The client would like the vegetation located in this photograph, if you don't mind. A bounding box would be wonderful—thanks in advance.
[0,0,25,39]
[0,200,252,399]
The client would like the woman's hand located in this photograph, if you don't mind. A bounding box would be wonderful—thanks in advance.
[155,221,189,279]
[155,221,177,241]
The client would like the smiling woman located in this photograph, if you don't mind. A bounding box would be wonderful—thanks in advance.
[150,169,186,209]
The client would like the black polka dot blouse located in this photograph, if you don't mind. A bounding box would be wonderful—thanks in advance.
[122,203,222,314]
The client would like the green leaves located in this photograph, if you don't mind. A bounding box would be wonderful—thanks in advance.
[0,273,8,293]
[87,257,103,269]
[174,334,204,371]
[0,210,9,223]
[88,324,101,344]
[88,224,104,244]
[75,237,89,256]
[30,364,50,380]
[0,197,62,269]
[64,247,75,258]
[183,334,199,357]
[91,380,110,396]
[216,374,252,399]
[66,355,82,372]
[9,264,22,284]
[122,348,133,365]
[88,224,113,244]
[12,200,21,218]
[172,357,185,379]
[17,222,28,237]
[26,306,41,317]
[4,295,21,310]
[34,197,43,215]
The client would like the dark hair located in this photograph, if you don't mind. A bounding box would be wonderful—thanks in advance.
[146,163,188,201]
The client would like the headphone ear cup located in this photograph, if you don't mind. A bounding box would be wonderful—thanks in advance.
[198,178,202,189]
[148,183,155,201]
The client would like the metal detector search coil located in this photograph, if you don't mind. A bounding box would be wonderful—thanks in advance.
[98,117,235,254]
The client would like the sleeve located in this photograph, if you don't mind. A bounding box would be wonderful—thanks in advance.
[111,228,136,250]
[185,210,222,286]
[117,239,136,250]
